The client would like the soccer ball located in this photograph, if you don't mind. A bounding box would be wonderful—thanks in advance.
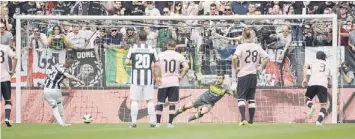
[82,114,93,124]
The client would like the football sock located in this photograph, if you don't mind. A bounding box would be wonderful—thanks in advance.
[317,108,327,123]
[168,105,176,124]
[306,98,313,108]
[147,101,156,124]
[5,102,11,120]
[248,100,256,124]
[52,106,64,125]
[57,102,65,122]
[188,112,204,122]
[130,101,139,124]
[156,104,163,123]
[238,100,246,121]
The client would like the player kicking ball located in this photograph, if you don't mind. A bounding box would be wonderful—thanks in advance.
[174,74,233,122]
[232,29,269,126]
[43,57,85,127]
[0,45,18,127]
[156,41,189,128]
[302,51,330,126]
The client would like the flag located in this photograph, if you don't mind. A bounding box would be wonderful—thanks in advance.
[105,48,131,86]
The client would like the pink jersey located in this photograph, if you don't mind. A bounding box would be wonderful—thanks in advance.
[0,45,16,82]
[234,43,268,77]
[308,59,330,88]
[159,50,187,88]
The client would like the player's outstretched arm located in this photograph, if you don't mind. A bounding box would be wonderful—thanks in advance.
[63,73,85,86]
[302,64,310,88]
[179,62,190,81]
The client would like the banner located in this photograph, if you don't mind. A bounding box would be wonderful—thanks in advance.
[105,48,131,86]
[32,49,66,87]
[69,49,105,87]
[3,88,355,123]
[10,49,28,87]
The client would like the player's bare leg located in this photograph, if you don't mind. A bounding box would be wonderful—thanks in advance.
[237,99,249,126]
[52,105,65,126]
[316,103,327,126]
[306,97,316,119]
[187,106,211,122]
[4,100,12,127]
[248,100,256,125]
[174,101,194,117]
[146,99,156,128]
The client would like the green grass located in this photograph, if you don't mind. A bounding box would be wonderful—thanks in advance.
[2,123,355,139]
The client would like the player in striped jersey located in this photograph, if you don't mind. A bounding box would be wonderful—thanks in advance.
[155,41,189,128]
[232,29,270,126]
[43,57,85,127]
[125,30,162,128]
[302,51,330,126]
[0,45,18,127]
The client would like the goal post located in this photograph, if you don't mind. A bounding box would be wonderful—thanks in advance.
[14,14,339,124]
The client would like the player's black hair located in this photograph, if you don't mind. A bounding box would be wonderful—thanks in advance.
[217,73,225,79]
[316,51,327,61]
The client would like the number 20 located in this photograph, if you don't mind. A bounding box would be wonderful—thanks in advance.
[135,54,150,69]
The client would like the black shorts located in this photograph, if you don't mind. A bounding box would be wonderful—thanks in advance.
[157,87,179,104]
[1,81,11,101]
[305,85,328,103]
[236,74,257,101]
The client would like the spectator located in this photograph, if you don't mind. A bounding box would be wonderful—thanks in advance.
[51,1,73,15]
[109,1,126,15]
[47,25,71,50]
[144,1,161,25]
[21,1,38,15]
[303,23,314,46]
[106,27,123,49]
[29,27,47,49]
[144,26,157,48]
[0,23,14,49]
[122,27,138,49]
[206,3,222,15]
[157,26,177,52]
[338,5,349,23]
[340,61,355,85]
[340,19,353,46]
[129,1,145,15]
[67,24,90,49]
[231,1,248,15]
[94,28,108,64]
[223,4,233,15]
[348,23,355,51]
[171,2,182,16]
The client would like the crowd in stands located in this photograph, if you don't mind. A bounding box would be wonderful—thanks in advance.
[0,1,354,86]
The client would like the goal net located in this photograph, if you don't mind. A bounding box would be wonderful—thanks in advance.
[8,14,348,124]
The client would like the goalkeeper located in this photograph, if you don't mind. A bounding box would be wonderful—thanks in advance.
[174,74,233,122]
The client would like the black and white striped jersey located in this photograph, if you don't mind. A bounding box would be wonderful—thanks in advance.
[127,43,159,86]
[44,65,68,89]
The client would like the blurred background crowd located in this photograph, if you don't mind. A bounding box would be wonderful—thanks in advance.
[0,1,354,87]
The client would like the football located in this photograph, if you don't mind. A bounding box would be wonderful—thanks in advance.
[82,114,93,124]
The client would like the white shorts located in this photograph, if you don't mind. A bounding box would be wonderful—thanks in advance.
[130,85,154,101]
[44,88,62,107]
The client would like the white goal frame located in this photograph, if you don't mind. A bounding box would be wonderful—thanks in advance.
[14,14,339,124]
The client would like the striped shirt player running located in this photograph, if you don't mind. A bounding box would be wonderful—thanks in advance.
[232,27,270,126]
[43,57,85,127]
[156,41,189,128]
[125,30,162,128]
[0,45,18,127]
[302,51,331,126]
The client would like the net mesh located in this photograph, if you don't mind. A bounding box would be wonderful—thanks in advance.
[12,17,346,124]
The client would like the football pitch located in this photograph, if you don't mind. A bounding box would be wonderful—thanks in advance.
[2,123,355,139]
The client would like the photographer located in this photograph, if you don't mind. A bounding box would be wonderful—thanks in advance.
[339,62,355,86]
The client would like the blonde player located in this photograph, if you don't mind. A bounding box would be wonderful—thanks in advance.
[232,29,270,126]
[0,45,17,127]
[156,41,189,128]
[302,51,330,126]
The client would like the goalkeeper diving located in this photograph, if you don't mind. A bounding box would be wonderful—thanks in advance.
[174,74,233,122]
